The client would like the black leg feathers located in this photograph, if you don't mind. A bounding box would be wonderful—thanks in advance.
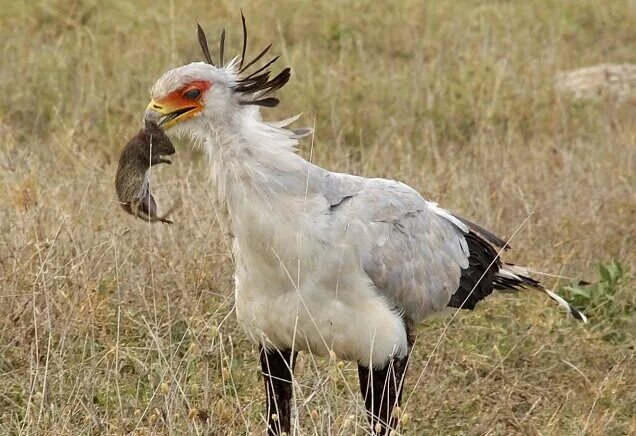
[260,347,297,436]
[358,331,413,435]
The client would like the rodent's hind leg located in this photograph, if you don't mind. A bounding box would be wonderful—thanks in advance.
[156,198,182,224]
[126,193,180,225]
[141,192,159,217]
[130,200,154,223]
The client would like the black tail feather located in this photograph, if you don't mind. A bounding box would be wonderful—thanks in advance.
[447,231,587,323]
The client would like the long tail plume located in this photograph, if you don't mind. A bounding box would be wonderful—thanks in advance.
[495,264,588,323]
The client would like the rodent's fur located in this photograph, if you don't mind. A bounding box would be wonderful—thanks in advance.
[115,120,178,224]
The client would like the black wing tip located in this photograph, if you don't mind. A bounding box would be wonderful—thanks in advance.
[454,214,511,250]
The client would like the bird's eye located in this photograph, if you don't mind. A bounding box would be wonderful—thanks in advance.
[183,88,201,100]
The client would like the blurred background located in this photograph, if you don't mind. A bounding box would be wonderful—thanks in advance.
[0,0,634,434]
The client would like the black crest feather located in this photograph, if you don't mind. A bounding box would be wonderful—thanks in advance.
[242,56,279,81]
[197,23,215,66]
[239,44,272,74]
[196,15,290,108]
[240,97,280,107]
[239,11,248,70]
[219,28,226,67]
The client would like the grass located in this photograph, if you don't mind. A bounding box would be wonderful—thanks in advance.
[0,0,635,434]
[560,260,634,345]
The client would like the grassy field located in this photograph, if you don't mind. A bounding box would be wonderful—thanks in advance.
[1,0,635,434]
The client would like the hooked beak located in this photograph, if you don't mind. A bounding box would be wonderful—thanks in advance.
[144,99,202,129]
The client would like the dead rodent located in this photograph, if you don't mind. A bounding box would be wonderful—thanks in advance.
[115,120,180,224]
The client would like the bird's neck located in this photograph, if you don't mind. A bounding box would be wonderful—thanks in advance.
[201,112,313,229]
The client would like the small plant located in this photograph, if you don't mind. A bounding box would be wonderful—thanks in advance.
[560,260,634,343]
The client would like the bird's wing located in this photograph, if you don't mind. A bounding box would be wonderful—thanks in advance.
[320,173,472,324]
[315,170,587,324]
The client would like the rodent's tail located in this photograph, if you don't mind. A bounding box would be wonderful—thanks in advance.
[495,263,588,323]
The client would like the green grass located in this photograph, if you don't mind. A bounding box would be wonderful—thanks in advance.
[560,260,634,344]
[0,0,635,434]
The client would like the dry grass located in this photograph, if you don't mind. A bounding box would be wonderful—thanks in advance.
[1,0,635,435]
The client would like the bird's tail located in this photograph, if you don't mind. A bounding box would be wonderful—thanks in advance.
[495,263,588,323]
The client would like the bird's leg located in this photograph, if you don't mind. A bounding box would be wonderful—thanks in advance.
[260,347,297,436]
[358,337,412,435]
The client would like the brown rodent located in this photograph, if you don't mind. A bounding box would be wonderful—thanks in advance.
[115,120,178,224]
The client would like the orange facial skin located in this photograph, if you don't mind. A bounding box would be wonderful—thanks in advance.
[147,80,212,128]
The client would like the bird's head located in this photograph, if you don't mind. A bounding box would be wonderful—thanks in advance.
[144,14,290,140]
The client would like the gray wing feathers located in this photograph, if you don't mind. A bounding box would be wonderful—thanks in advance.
[361,210,468,323]
[321,173,471,324]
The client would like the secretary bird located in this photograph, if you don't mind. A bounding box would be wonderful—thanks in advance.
[143,15,586,435]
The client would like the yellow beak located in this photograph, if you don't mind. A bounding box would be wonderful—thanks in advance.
[144,98,201,129]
